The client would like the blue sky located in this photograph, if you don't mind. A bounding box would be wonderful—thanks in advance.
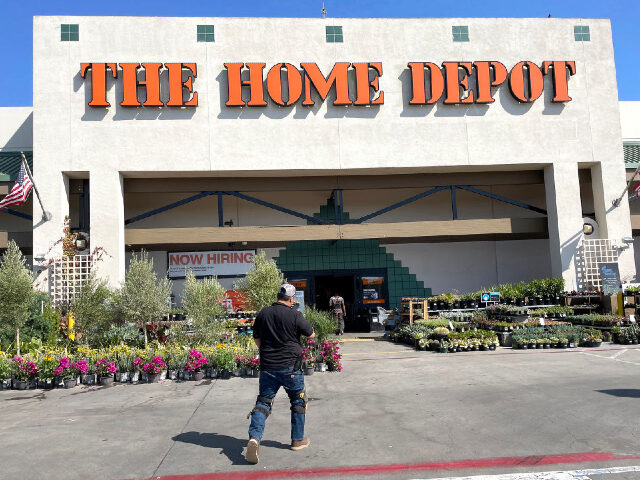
[0,0,638,106]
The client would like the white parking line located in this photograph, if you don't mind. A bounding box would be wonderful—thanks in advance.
[610,349,628,359]
[409,464,640,479]
[581,350,640,367]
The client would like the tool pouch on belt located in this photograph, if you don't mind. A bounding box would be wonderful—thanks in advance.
[293,354,303,372]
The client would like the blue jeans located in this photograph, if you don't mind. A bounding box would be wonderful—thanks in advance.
[248,367,306,442]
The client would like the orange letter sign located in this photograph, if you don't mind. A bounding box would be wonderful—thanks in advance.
[542,61,576,102]
[509,61,544,103]
[80,63,117,107]
[301,62,352,106]
[165,63,198,107]
[120,63,163,107]
[266,63,303,106]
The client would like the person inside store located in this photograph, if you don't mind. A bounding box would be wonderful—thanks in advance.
[329,292,346,335]
[245,283,315,464]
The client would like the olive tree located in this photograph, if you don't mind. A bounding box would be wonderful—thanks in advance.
[71,273,116,346]
[182,270,227,342]
[118,251,172,345]
[0,241,34,355]
[235,251,284,311]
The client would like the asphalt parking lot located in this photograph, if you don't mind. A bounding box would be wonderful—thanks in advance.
[2,336,640,480]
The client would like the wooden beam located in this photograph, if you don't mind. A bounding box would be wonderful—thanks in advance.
[0,184,8,195]
[0,232,7,249]
[124,171,545,194]
[125,217,547,246]
[631,215,640,230]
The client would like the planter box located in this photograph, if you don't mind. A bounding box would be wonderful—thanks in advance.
[167,370,178,380]
[129,371,140,383]
[115,372,130,383]
[81,373,97,385]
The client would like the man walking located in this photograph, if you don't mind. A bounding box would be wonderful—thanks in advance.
[246,283,315,464]
[329,292,346,335]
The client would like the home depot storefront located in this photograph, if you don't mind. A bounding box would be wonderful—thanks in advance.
[2,16,634,327]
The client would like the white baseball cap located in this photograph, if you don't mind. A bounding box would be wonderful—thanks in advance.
[279,283,296,298]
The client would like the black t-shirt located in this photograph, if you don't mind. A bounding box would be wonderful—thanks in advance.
[253,302,314,370]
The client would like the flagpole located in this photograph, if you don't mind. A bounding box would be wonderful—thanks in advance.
[20,151,51,221]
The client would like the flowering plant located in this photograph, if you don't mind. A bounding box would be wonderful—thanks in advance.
[95,358,117,377]
[12,356,39,381]
[38,354,59,381]
[249,356,260,370]
[53,357,87,379]
[185,349,209,372]
[301,347,316,367]
[141,356,166,375]
[133,357,144,371]
[319,340,342,372]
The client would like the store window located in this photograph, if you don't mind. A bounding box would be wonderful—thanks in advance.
[452,25,469,42]
[61,24,79,42]
[197,24,215,42]
[574,25,590,41]
[326,25,343,43]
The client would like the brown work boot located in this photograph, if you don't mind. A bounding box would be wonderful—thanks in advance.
[246,437,260,464]
[290,437,310,451]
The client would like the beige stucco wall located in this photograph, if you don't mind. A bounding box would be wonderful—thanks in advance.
[31,16,634,289]
[620,101,640,141]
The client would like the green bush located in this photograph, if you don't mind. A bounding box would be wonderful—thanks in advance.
[118,251,172,345]
[235,251,284,311]
[0,241,34,355]
[304,307,336,342]
[182,271,227,342]
[72,274,117,345]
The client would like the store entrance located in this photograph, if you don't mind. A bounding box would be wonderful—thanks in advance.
[314,274,357,332]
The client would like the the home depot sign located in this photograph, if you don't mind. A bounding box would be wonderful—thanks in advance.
[168,250,255,278]
[79,60,576,108]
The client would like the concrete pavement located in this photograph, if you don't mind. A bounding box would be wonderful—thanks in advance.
[1,336,640,480]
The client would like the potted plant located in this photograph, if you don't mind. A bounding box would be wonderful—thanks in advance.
[213,347,235,379]
[37,354,58,389]
[321,340,343,372]
[301,345,316,375]
[185,349,209,381]
[0,354,10,390]
[95,358,116,387]
[141,356,167,383]
[115,350,134,383]
[11,356,38,390]
[53,357,81,389]
[439,340,449,353]
[558,337,568,349]
[433,326,449,341]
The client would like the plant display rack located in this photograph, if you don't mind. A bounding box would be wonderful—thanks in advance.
[400,297,428,326]
[565,293,604,314]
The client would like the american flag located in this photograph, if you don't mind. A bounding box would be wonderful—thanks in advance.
[0,162,33,210]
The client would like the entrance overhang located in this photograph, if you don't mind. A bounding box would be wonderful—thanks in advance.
[125,217,547,246]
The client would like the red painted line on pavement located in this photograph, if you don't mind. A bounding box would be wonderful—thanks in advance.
[134,451,640,480]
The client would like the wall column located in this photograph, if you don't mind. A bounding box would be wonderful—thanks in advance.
[32,172,69,290]
[544,163,584,290]
[591,162,636,283]
[90,168,125,288]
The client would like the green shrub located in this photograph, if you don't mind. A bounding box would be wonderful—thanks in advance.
[304,307,335,342]
[182,271,227,342]
[235,251,284,311]
[0,241,34,355]
[118,251,172,345]
[72,274,117,345]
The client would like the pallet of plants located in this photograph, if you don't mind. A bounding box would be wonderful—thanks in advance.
[439,330,499,353]
[471,311,528,333]
[511,325,602,349]
[486,304,530,322]
[564,314,627,329]
[612,324,640,345]
[527,306,574,320]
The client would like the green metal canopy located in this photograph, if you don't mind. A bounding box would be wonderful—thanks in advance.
[0,151,33,182]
